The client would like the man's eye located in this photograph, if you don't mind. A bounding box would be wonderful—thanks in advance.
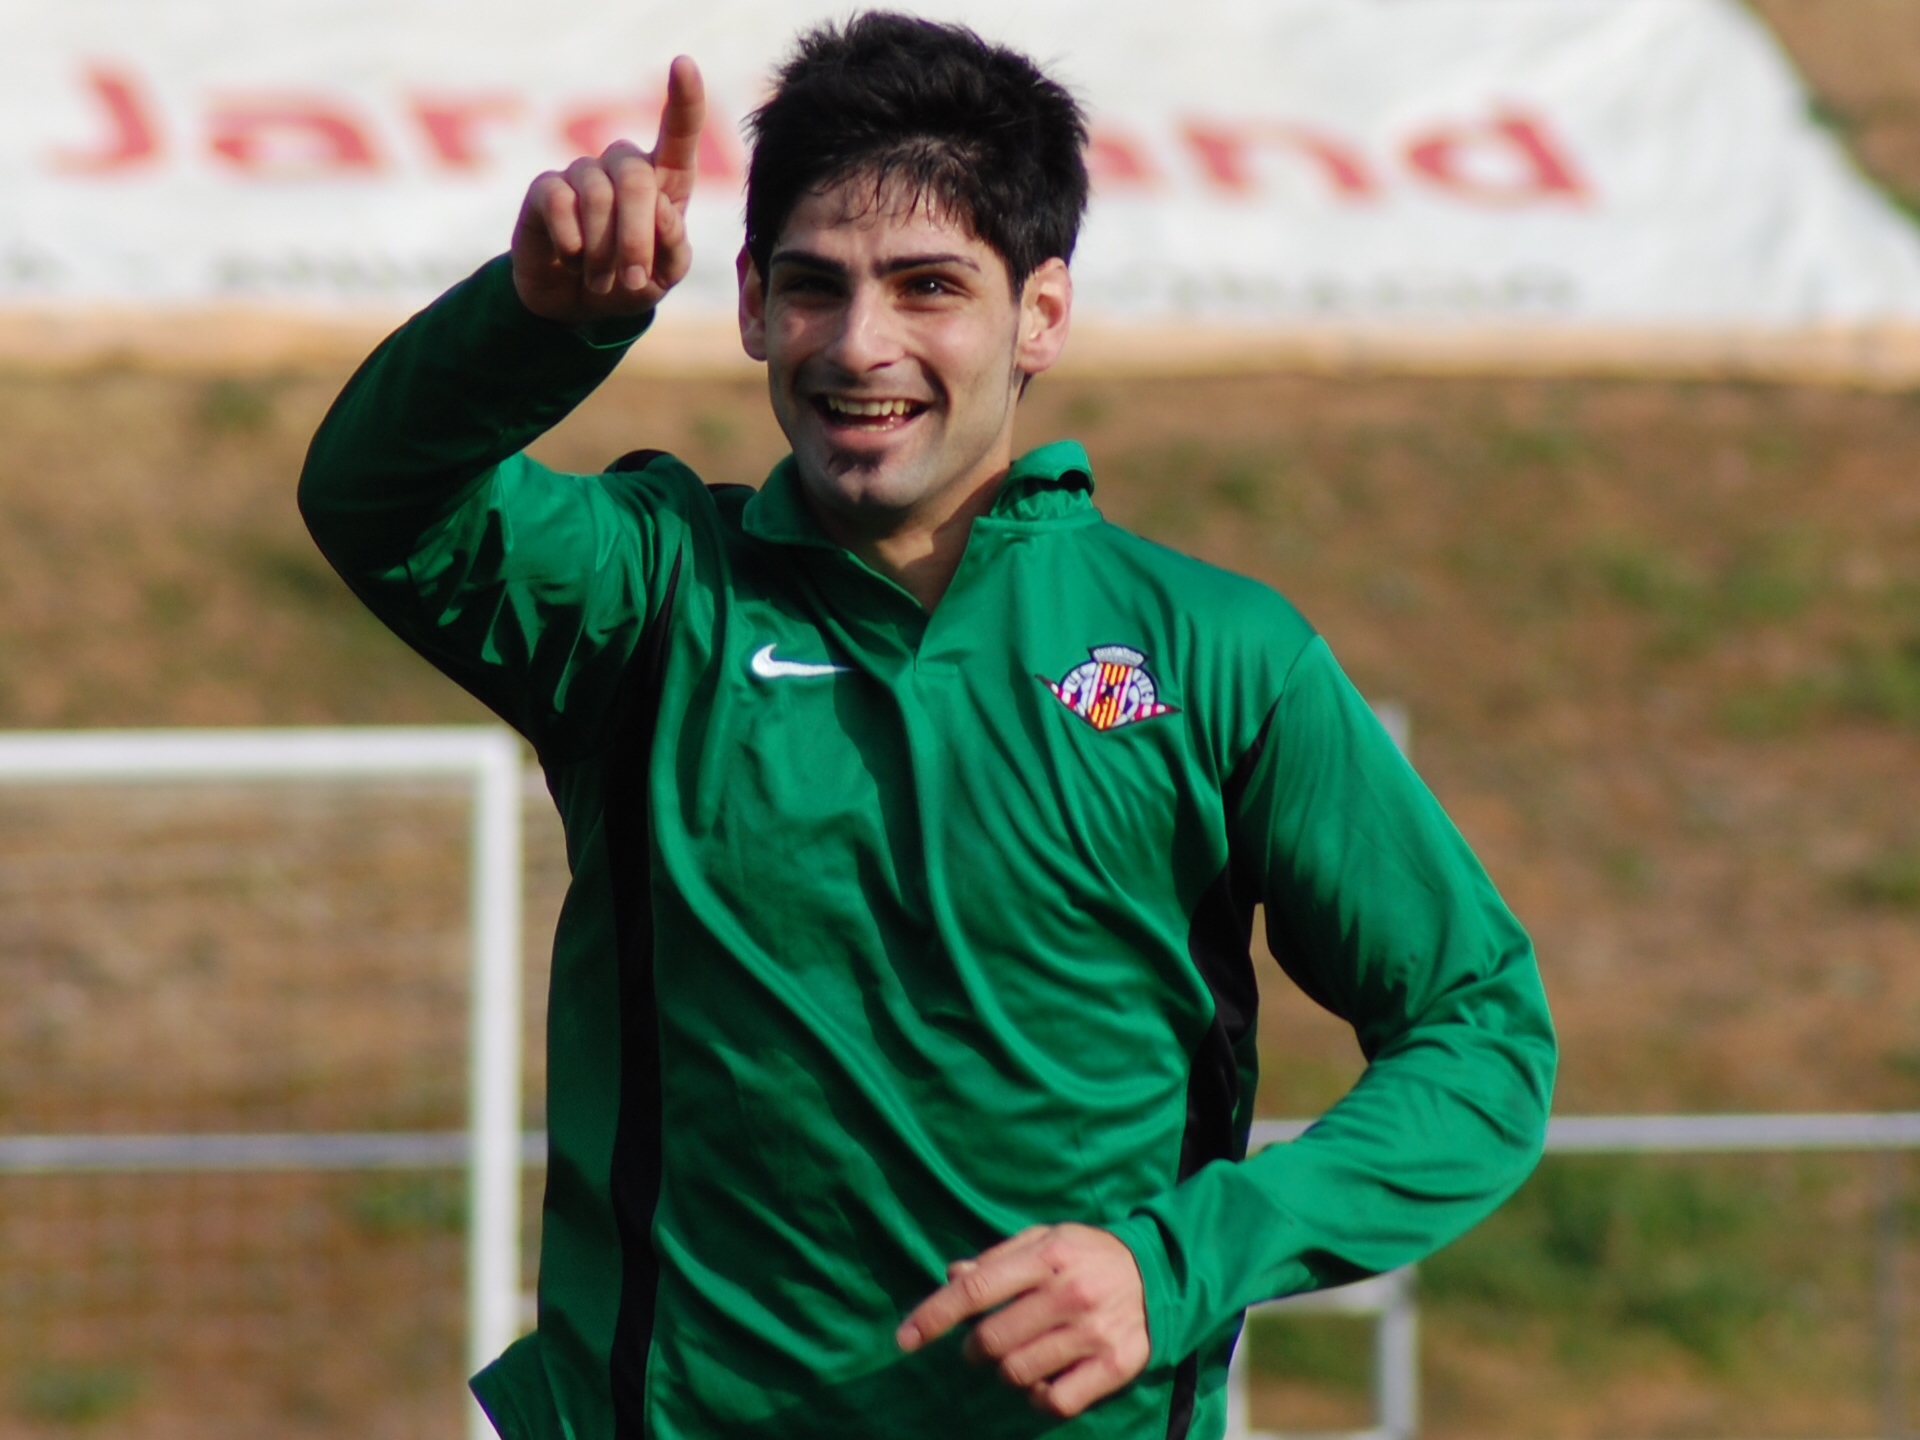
[778,274,839,297]
[905,276,955,297]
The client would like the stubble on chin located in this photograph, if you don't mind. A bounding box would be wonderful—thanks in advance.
[808,459,922,533]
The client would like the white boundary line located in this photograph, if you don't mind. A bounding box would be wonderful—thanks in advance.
[1250,1113,1920,1155]
[0,1131,548,1171]
[16,1112,1915,1172]
[0,727,522,1440]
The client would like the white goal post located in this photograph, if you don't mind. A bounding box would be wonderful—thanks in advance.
[0,726,524,1440]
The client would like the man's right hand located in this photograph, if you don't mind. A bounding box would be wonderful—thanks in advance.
[511,55,706,325]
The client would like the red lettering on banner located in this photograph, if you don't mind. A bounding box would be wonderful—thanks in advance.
[559,101,741,179]
[411,96,522,168]
[1182,121,1376,199]
[208,102,381,176]
[52,67,162,173]
[1404,111,1587,204]
[1086,129,1159,188]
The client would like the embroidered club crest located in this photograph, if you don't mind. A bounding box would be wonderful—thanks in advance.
[1040,646,1178,732]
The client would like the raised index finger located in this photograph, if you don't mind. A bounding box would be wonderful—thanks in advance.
[896,1240,1052,1353]
[650,55,706,207]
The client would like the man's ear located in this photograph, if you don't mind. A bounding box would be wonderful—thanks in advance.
[1013,257,1072,384]
[737,246,768,362]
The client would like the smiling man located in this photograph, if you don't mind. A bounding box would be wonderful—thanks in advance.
[300,14,1555,1440]
[738,178,1068,608]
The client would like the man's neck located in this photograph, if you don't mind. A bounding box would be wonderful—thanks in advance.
[808,461,1010,611]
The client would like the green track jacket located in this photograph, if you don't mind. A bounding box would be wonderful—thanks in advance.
[299,257,1556,1440]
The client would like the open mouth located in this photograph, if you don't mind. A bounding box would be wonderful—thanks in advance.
[812,394,930,433]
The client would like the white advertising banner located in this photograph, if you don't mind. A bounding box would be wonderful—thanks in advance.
[5,0,1920,356]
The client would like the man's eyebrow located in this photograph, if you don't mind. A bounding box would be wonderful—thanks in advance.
[877,253,982,275]
[767,250,982,277]
[768,249,848,275]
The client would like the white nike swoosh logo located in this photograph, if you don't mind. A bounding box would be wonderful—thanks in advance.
[750,644,850,680]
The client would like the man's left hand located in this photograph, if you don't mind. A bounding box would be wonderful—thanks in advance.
[896,1224,1151,1418]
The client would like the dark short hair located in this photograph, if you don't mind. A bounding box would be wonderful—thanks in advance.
[744,12,1089,292]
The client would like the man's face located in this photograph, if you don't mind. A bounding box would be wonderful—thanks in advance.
[739,179,1068,540]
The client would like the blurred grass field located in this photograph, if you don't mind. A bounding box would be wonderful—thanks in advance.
[4,1,1920,1434]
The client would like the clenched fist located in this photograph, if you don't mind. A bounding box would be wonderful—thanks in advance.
[511,55,705,325]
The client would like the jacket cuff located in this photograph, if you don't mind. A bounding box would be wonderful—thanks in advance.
[478,253,657,354]
[1105,1212,1180,1370]
[574,306,656,350]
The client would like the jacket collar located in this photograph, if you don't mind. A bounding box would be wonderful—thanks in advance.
[988,441,1096,523]
[742,441,1096,548]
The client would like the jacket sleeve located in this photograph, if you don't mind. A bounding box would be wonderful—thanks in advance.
[1107,636,1557,1367]
[297,254,671,758]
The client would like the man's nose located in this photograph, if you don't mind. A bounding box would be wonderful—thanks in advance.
[824,280,906,374]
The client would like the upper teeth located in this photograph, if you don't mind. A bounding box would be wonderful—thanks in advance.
[825,396,916,417]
